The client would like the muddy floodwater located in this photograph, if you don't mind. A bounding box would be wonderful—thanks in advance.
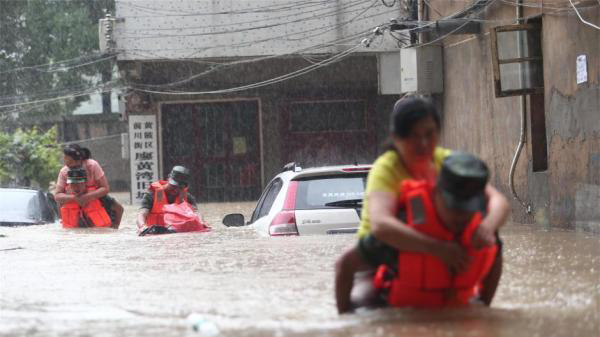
[1,198,599,337]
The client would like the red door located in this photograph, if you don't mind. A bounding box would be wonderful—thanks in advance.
[161,100,261,202]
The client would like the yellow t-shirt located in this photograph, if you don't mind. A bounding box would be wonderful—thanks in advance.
[357,147,452,238]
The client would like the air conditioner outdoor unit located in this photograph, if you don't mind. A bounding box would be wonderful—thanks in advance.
[99,16,116,54]
[400,45,443,94]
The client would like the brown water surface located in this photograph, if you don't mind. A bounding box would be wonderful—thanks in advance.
[0,200,598,336]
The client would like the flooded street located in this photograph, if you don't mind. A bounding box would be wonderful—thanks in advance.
[1,198,599,337]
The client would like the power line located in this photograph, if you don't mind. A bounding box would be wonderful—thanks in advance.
[129,29,374,89]
[129,26,387,96]
[0,81,121,110]
[60,134,123,146]
[568,0,600,30]
[117,6,397,56]
[119,1,375,40]
[405,0,499,48]
[117,0,378,40]
[132,45,362,96]
[500,0,599,14]
[0,53,113,74]
[119,0,366,34]
[117,0,331,18]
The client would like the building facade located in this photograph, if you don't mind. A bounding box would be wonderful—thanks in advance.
[424,0,599,230]
[113,0,404,202]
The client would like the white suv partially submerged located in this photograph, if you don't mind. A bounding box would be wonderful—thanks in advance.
[223,163,371,236]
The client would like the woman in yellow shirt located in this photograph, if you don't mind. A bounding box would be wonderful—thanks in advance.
[335,96,510,314]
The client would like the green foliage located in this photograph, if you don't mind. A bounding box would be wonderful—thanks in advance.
[0,0,116,122]
[0,126,62,189]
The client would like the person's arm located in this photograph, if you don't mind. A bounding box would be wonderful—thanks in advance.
[472,184,510,248]
[187,193,198,211]
[137,192,154,231]
[369,191,469,273]
[137,209,150,231]
[76,176,109,206]
[54,184,75,205]
[334,245,371,314]
[53,170,75,205]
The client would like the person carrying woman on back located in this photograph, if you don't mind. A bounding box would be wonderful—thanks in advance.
[53,144,124,229]
[334,96,510,313]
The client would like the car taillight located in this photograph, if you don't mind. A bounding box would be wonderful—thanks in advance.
[269,210,298,236]
[269,181,299,236]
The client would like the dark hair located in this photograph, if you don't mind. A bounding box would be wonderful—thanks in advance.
[390,96,441,138]
[63,144,91,161]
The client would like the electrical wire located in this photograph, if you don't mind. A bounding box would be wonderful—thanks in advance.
[0,53,113,74]
[422,0,444,17]
[117,0,378,40]
[2,1,394,109]
[128,26,387,96]
[60,133,122,146]
[500,0,599,14]
[381,0,397,7]
[118,0,331,18]
[568,0,600,30]
[128,25,383,89]
[119,0,366,35]
[285,0,381,42]
[117,6,397,57]
[0,81,122,109]
[405,0,499,48]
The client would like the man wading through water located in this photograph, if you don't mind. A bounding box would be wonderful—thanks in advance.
[136,165,208,236]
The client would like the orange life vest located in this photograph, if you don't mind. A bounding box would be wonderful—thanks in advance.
[145,180,188,227]
[60,187,112,228]
[373,180,497,308]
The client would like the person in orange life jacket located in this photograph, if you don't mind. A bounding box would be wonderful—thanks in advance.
[136,165,199,235]
[59,167,112,228]
[335,153,505,313]
[334,97,509,314]
[54,144,124,229]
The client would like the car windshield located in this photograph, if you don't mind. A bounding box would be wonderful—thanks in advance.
[0,190,41,222]
[294,174,367,210]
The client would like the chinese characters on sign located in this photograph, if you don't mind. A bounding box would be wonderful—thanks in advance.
[576,55,587,84]
[129,115,159,203]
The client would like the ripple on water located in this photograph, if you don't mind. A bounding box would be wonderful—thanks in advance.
[0,204,598,337]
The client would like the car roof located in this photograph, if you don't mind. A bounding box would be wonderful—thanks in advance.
[0,188,40,194]
[276,164,372,181]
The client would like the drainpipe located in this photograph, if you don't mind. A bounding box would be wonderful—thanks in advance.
[508,0,532,213]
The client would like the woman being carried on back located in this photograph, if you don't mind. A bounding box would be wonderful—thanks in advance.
[53,144,124,228]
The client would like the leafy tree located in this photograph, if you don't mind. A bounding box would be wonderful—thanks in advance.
[0,126,62,189]
[0,0,115,125]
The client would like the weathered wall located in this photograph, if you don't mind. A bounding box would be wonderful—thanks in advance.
[430,0,599,230]
[541,6,599,230]
[114,0,402,60]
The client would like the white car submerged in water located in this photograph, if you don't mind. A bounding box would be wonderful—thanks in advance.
[222,163,370,236]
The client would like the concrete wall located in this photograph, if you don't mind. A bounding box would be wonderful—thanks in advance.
[114,0,402,60]
[429,0,599,230]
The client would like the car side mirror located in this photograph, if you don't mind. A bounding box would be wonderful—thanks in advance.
[222,213,245,227]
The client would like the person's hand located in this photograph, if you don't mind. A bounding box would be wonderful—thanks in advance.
[471,224,496,249]
[136,218,146,231]
[433,241,469,274]
[74,193,93,207]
